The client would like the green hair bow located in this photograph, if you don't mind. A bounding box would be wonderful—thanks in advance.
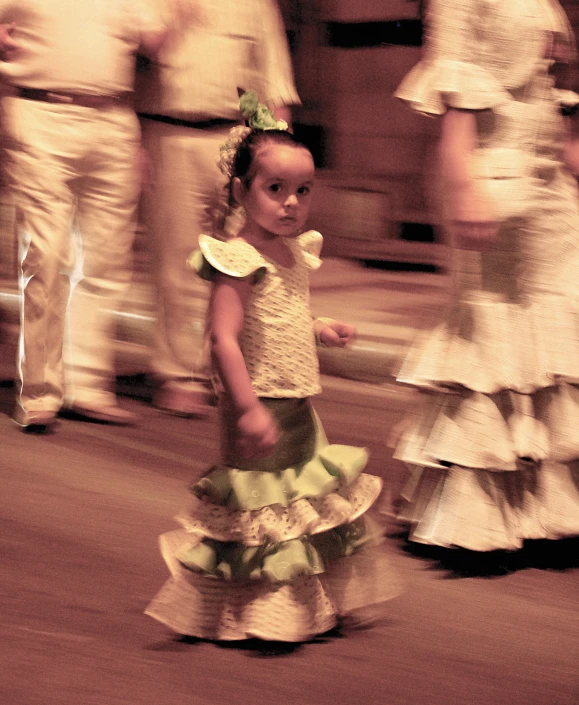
[239,90,288,131]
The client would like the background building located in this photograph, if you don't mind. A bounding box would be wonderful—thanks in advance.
[3,1,579,278]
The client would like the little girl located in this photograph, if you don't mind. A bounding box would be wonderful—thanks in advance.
[145,94,398,642]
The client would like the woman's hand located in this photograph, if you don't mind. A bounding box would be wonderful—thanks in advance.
[438,109,500,251]
[318,320,357,348]
[236,402,280,459]
[449,182,499,251]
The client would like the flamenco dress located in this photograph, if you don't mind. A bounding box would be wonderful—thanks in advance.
[393,0,579,551]
[145,231,399,640]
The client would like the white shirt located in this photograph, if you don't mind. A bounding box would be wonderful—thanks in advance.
[0,0,164,94]
[135,0,299,120]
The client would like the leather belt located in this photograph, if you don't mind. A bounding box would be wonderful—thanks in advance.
[17,87,131,109]
[139,113,239,130]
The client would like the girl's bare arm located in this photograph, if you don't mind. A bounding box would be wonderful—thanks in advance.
[209,273,279,457]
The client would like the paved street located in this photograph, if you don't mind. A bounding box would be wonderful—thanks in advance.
[1,377,577,705]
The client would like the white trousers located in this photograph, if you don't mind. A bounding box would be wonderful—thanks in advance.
[139,118,232,391]
[3,97,140,412]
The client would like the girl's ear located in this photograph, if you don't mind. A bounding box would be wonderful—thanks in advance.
[232,177,245,207]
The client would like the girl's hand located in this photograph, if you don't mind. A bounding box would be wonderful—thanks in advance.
[236,403,281,459]
[450,183,499,251]
[319,321,357,348]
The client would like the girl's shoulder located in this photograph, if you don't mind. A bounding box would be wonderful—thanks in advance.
[189,234,268,282]
[295,230,323,270]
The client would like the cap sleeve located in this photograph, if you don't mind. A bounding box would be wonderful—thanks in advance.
[396,0,513,116]
[188,235,268,282]
[297,230,323,270]
[396,60,512,117]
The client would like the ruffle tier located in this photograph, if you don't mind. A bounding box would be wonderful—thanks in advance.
[395,295,579,550]
[173,516,377,583]
[398,297,579,395]
[396,383,579,472]
[398,462,579,552]
[395,58,512,116]
[177,472,381,546]
[193,442,370,511]
[146,530,401,642]
[147,398,398,639]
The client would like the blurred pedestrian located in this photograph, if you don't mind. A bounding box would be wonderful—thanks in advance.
[393,0,579,557]
[135,0,300,417]
[0,0,166,431]
[145,94,399,642]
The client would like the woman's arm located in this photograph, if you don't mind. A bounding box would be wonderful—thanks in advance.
[439,108,477,190]
[209,273,280,457]
[439,108,499,250]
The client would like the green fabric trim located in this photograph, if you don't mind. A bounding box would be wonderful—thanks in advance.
[175,517,374,584]
[193,444,368,511]
[193,397,368,511]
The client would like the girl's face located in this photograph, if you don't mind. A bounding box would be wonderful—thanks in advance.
[235,144,315,240]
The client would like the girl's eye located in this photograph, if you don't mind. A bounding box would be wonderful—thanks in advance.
[298,186,310,196]
[269,183,281,193]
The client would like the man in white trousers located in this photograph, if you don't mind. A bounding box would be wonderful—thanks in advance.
[136,0,300,416]
[0,1,166,431]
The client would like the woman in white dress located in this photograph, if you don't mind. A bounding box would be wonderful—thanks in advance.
[394,0,579,555]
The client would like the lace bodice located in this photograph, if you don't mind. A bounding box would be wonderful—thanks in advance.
[191,230,323,398]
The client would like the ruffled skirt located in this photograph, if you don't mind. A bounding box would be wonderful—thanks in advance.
[394,179,579,551]
[146,398,399,641]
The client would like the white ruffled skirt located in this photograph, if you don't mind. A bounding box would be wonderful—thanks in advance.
[395,171,579,551]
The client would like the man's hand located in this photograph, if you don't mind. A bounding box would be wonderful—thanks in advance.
[0,23,16,61]
[168,0,204,28]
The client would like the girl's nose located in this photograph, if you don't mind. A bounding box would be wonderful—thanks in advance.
[285,193,298,207]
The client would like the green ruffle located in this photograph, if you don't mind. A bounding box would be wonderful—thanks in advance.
[189,249,213,282]
[175,517,374,583]
[193,444,369,511]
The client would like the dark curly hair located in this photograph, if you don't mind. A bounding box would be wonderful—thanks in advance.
[229,129,312,205]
